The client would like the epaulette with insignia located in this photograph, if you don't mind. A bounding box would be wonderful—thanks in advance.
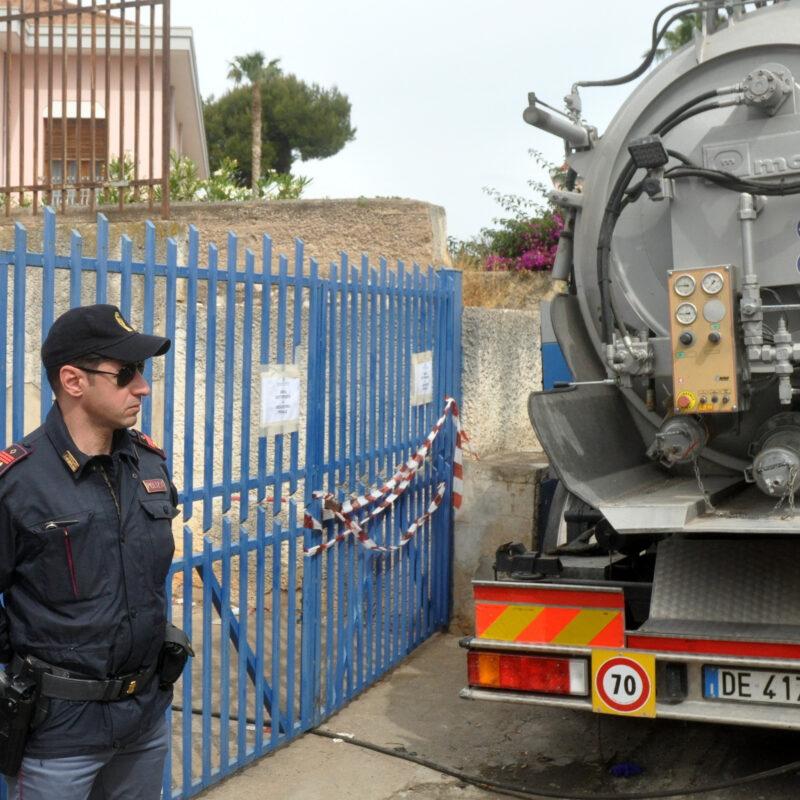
[129,429,167,459]
[0,443,32,477]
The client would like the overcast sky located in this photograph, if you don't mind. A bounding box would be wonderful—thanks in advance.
[171,0,676,244]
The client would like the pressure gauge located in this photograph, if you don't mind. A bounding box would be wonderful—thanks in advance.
[674,274,696,296]
[701,271,724,294]
[675,302,698,325]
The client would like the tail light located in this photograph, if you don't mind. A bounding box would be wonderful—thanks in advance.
[467,651,588,696]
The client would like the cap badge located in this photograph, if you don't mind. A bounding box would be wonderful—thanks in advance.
[115,311,134,332]
[143,478,167,494]
[62,450,80,472]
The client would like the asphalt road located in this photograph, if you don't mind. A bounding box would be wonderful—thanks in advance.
[197,633,800,800]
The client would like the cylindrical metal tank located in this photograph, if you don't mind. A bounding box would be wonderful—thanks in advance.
[528,1,800,534]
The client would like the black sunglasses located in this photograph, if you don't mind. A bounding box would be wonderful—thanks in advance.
[76,361,146,388]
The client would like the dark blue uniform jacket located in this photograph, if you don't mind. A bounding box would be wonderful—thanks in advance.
[0,404,178,757]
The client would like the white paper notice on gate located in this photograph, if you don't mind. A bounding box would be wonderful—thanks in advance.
[411,351,434,407]
[260,365,301,435]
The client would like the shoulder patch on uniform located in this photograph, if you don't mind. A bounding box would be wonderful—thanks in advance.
[0,443,32,477]
[129,429,167,459]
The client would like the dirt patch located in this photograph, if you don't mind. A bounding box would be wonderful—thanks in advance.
[462,270,557,309]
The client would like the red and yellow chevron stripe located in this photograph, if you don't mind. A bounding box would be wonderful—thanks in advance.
[474,585,624,648]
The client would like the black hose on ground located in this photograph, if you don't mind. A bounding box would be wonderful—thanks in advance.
[310,727,800,800]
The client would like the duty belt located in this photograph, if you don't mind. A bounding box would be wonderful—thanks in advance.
[11,654,157,702]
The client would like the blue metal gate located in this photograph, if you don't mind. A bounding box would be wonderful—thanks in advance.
[0,208,462,799]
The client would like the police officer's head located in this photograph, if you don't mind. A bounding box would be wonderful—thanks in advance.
[42,304,170,399]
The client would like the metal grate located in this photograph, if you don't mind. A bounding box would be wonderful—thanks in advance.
[0,0,170,217]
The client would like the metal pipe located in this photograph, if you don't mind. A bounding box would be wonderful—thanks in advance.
[522,103,589,148]
[739,193,758,285]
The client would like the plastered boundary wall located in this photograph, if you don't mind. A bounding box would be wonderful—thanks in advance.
[0,202,549,630]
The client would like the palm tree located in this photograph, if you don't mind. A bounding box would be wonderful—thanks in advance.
[227,52,280,195]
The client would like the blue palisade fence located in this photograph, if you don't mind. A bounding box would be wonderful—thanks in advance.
[0,207,463,799]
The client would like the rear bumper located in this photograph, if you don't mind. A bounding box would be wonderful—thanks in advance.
[461,637,800,730]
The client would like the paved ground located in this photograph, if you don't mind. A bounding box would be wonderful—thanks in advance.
[197,632,800,800]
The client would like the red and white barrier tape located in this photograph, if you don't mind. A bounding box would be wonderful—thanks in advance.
[303,396,473,556]
[304,481,447,556]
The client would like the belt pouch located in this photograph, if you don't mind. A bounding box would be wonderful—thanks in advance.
[157,622,194,689]
[0,669,38,777]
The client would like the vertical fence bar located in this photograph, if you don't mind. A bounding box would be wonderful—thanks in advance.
[59,2,66,214]
[134,4,141,201]
[12,224,27,442]
[201,537,213,785]
[104,2,110,203]
[269,517,282,750]
[272,253,287,515]
[325,261,338,714]
[285,502,298,733]
[161,0,171,218]
[237,524,249,763]
[182,226,199,519]
[96,213,109,302]
[5,11,12,216]
[120,234,133,321]
[164,237,178,468]
[148,0,155,208]
[222,233,237,514]
[257,234,272,503]
[253,506,266,753]
[411,263,422,648]
[70,229,83,307]
[40,207,56,422]
[335,255,348,701]
[289,239,303,496]
[76,2,82,208]
[219,518,232,773]
[18,0,25,209]
[301,256,323,729]
[202,244,218,532]
[240,248,255,522]
[90,0,97,214]
[118,0,125,211]
[181,524,194,794]
[33,0,41,214]
[141,221,157,432]
[394,263,406,661]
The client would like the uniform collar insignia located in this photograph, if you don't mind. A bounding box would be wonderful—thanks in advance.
[62,450,80,473]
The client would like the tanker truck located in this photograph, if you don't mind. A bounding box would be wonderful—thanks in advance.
[460,0,800,728]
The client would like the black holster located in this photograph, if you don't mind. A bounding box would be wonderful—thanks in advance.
[0,667,40,777]
[157,622,194,689]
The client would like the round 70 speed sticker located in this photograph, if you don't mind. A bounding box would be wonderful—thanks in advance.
[591,651,656,717]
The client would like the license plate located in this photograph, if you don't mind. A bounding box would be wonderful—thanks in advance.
[704,666,800,706]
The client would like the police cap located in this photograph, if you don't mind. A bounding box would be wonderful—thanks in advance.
[41,304,171,368]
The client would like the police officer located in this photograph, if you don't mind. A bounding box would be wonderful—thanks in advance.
[0,304,179,800]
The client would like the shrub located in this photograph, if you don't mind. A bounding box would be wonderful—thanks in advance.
[448,149,570,273]
[484,212,564,272]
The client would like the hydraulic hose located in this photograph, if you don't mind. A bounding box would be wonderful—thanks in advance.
[576,1,750,90]
[596,88,739,344]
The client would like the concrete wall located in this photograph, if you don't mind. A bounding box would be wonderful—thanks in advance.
[451,453,549,634]
[1,197,450,271]
[451,306,549,634]
[460,307,543,457]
